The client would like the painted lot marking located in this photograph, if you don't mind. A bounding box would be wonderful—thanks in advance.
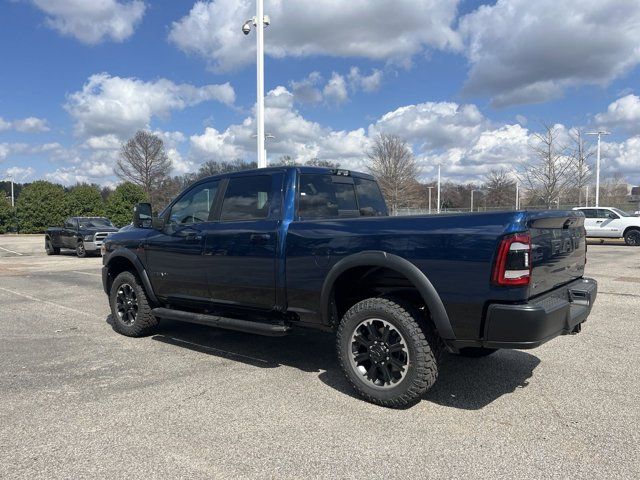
[72,270,102,277]
[0,245,24,256]
[0,286,101,319]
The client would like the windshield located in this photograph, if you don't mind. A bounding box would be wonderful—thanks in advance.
[611,208,631,217]
[78,218,114,228]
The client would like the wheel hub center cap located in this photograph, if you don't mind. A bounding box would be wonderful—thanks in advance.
[370,344,387,363]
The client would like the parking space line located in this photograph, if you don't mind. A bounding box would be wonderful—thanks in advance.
[72,270,102,277]
[0,246,23,255]
[0,286,101,319]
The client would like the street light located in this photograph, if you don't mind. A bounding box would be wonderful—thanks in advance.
[470,189,481,212]
[587,130,611,207]
[242,1,271,168]
[427,186,434,214]
[437,164,441,214]
[2,175,14,207]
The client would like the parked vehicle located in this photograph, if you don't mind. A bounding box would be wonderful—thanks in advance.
[573,207,640,246]
[102,167,597,407]
[46,217,118,257]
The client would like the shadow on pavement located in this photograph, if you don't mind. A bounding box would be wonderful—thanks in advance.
[108,316,540,410]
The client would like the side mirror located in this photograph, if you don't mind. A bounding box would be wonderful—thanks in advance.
[151,217,166,230]
[608,212,618,219]
[133,203,153,228]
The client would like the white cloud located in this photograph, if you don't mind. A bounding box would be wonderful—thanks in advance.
[458,0,640,106]
[30,0,146,44]
[168,0,461,72]
[189,86,371,168]
[65,73,235,142]
[348,67,383,93]
[370,101,488,150]
[290,72,323,104]
[594,94,640,134]
[4,166,35,181]
[323,73,349,105]
[600,136,640,179]
[290,68,383,106]
[0,116,49,132]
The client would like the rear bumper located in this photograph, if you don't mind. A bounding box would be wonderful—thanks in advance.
[482,277,597,349]
[449,277,597,351]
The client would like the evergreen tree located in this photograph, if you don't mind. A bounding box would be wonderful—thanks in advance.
[16,181,67,233]
[106,182,147,227]
[66,184,106,217]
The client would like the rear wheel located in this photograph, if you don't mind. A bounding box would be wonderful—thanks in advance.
[109,271,159,337]
[45,238,60,255]
[624,228,640,246]
[336,297,439,408]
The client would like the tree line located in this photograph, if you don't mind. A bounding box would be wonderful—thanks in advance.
[0,181,146,233]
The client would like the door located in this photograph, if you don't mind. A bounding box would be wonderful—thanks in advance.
[145,180,220,305]
[593,209,622,237]
[62,218,77,248]
[581,209,598,236]
[203,174,281,310]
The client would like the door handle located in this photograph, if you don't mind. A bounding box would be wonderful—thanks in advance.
[250,233,271,245]
[184,232,202,243]
[596,220,604,223]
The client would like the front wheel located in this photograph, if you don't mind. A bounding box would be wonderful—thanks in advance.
[624,229,640,246]
[336,297,439,408]
[76,241,87,258]
[109,271,159,337]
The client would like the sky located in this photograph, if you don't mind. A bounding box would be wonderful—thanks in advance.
[1,0,640,188]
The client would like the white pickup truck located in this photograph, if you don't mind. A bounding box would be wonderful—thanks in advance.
[573,207,640,246]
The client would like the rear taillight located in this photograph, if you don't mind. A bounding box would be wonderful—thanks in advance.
[492,233,531,286]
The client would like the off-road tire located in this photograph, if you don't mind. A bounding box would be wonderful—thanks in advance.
[458,347,497,358]
[336,297,439,408]
[624,228,640,246]
[45,238,60,255]
[109,271,159,337]
[76,240,87,258]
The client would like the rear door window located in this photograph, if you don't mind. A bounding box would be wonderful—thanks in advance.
[220,175,272,222]
[298,174,360,219]
[581,209,597,218]
[354,177,387,216]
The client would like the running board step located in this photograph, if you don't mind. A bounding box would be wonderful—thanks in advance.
[152,307,289,337]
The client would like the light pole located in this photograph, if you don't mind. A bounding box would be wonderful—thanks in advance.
[437,164,441,214]
[2,175,14,207]
[585,185,589,207]
[587,130,611,207]
[243,1,270,168]
[427,186,433,214]
[471,189,480,212]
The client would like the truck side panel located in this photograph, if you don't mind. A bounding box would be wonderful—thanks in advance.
[285,212,529,340]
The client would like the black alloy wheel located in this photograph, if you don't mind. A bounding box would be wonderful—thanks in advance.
[115,283,138,326]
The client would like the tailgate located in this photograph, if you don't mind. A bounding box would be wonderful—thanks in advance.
[528,211,586,297]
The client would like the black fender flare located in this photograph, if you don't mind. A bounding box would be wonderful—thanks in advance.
[105,248,159,305]
[320,251,455,340]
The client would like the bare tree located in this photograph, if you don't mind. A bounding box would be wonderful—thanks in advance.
[116,131,172,207]
[484,169,516,208]
[305,158,341,168]
[567,128,593,206]
[522,124,574,208]
[367,134,421,214]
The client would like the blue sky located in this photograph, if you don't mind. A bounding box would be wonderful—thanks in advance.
[1,0,640,186]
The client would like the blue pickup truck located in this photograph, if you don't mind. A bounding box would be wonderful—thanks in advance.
[102,166,597,407]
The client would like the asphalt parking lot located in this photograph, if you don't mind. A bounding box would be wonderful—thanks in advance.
[0,235,638,479]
